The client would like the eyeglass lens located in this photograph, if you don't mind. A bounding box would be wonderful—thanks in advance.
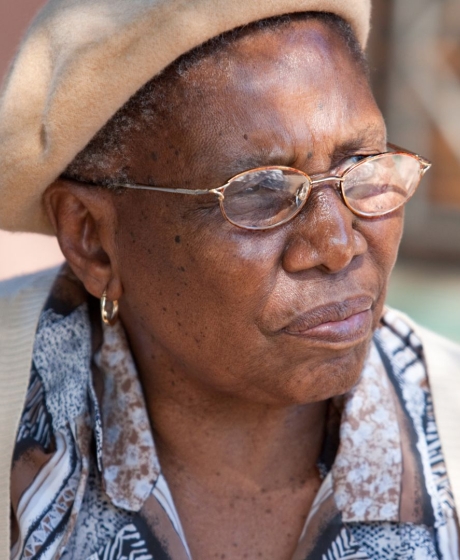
[222,168,309,229]
[221,154,424,230]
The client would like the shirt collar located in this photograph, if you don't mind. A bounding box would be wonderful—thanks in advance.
[92,321,160,512]
[331,341,403,522]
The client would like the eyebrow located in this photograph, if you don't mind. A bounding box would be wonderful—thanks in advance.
[222,127,386,177]
[221,155,274,176]
[332,128,387,158]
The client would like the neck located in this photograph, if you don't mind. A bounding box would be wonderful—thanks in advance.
[154,395,326,491]
[131,343,327,491]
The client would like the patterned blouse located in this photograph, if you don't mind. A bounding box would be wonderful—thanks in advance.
[10,271,460,560]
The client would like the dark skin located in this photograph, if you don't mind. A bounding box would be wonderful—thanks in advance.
[44,19,404,560]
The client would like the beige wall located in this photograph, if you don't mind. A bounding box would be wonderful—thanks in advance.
[0,0,63,280]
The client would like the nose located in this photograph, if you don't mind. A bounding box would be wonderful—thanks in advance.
[282,185,368,274]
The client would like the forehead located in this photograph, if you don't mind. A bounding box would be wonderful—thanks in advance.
[198,19,357,83]
[126,18,384,184]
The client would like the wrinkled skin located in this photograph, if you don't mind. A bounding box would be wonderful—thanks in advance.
[45,17,403,560]
[113,24,399,407]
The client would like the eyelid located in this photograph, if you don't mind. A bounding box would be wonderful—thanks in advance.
[335,153,380,174]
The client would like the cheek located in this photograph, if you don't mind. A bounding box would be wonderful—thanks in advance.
[363,210,404,270]
[116,203,284,345]
[359,209,404,320]
[115,213,301,399]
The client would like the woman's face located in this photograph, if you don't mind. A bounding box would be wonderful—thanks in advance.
[113,18,402,405]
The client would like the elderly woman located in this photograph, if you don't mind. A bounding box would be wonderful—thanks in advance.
[0,0,459,558]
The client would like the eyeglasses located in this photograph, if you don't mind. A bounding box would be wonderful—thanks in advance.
[91,143,431,230]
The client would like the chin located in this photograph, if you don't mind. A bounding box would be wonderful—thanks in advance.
[277,337,373,405]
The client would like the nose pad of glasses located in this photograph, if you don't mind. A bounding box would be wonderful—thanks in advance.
[296,183,308,203]
[295,182,309,206]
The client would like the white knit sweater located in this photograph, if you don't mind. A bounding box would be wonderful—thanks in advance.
[1,267,459,556]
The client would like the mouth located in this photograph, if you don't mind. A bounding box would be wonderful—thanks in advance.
[281,296,374,343]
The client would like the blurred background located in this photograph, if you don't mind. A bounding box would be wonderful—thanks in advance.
[367,0,460,341]
[1,0,459,340]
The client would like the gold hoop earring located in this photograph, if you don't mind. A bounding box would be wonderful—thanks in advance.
[101,290,119,325]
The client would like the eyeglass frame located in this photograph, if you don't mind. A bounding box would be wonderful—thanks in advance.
[69,143,431,231]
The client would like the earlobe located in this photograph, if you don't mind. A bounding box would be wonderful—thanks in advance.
[43,179,122,301]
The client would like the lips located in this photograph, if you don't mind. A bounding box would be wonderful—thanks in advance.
[282,296,374,340]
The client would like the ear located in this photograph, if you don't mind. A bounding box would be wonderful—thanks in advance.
[43,179,122,301]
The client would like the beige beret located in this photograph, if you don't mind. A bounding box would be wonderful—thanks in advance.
[0,0,371,234]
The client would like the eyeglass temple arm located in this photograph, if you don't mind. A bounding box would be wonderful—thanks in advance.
[112,183,225,198]
[66,144,431,193]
